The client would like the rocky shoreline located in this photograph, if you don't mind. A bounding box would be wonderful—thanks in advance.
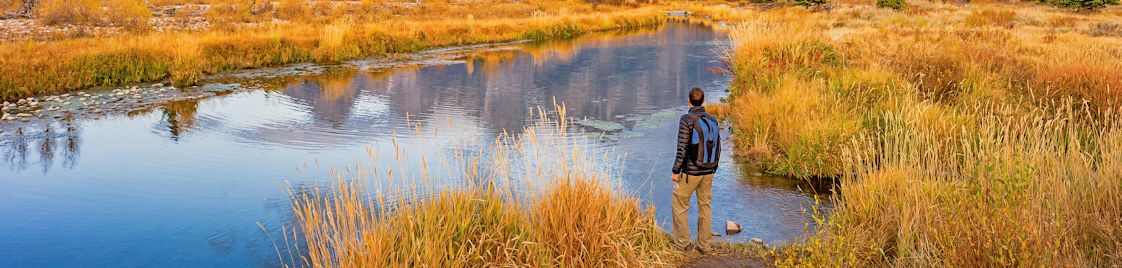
[0,39,531,134]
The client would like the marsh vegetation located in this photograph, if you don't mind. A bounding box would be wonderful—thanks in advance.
[279,110,683,267]
[3,0,1120,267]
[718,2,1122,266]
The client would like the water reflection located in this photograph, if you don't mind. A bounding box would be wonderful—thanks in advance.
[0,23,825,267]
[2,121,81,173]
[160,99,200,141]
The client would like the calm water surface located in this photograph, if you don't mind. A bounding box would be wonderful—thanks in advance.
[0,23,829,267]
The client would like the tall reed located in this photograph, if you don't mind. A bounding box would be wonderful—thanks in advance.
[722,3,1122,266]
[279,107,679,267]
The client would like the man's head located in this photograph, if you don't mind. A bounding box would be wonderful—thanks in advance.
[688,87,704,107]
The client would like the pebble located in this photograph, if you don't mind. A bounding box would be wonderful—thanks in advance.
[16,113,31,117]
[1,113,9,121]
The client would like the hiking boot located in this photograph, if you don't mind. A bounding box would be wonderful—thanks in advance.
[681,243,696,252]
[694,246,709,255]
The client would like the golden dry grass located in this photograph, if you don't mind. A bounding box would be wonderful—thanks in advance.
[721,2,1122,266]
[276,108,682,267]
[0,2,665,101]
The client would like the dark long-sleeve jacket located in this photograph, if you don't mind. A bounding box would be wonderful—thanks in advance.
[672,106,718,175]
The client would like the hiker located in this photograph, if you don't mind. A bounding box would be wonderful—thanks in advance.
[671,87,721,254]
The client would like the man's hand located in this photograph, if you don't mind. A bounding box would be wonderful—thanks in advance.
[671,173,680,182]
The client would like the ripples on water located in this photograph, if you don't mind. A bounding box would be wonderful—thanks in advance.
[0,23,830,267]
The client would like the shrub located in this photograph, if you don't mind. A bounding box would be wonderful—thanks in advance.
[1040,0,1119,10]
[37,0,150,28]
[796,0,829,7]
[37,0,99,25]
[1,0,21,14]
[877,0,905,9]
[275,0,308,20]
[105,0,152,30]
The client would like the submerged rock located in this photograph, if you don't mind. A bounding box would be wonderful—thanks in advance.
[576,118,624,132]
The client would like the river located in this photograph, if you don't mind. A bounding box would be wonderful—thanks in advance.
[0,23,828,267]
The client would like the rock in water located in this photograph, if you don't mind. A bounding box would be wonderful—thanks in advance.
[726,220,742,235]
[751,238,764,244]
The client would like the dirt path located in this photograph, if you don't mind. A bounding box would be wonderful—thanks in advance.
[681,255,770,268]
[678,248,773,268]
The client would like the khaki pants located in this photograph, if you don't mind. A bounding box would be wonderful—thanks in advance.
[672,173,713,251]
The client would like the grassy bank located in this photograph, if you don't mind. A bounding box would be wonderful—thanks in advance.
[0,3,664,101]
[277,111,682,267]
[722,2,1122,266]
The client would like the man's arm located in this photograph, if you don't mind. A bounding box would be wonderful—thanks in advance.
[672,115,691,175]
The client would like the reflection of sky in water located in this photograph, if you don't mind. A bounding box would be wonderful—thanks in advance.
[0,23,827,267]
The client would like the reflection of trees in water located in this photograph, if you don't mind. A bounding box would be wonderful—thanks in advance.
[62,124,79,169]
[161,99,199,141]
[2,120,82,173]
[281,69,364,127]
[359,23,722,133]
[38,127,55,173]
[3,128,28,171]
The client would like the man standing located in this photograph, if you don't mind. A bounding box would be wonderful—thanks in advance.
[671,87,720,254]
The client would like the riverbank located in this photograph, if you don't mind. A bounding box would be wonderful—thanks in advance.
[282,113,687,267]
[3,21,805,266]
[722,2,1122,266]
[0,2,665,102]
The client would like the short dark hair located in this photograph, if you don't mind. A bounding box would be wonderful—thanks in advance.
[688,87,704,107]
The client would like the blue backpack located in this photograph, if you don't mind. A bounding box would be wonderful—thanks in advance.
[690,113,720,169]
